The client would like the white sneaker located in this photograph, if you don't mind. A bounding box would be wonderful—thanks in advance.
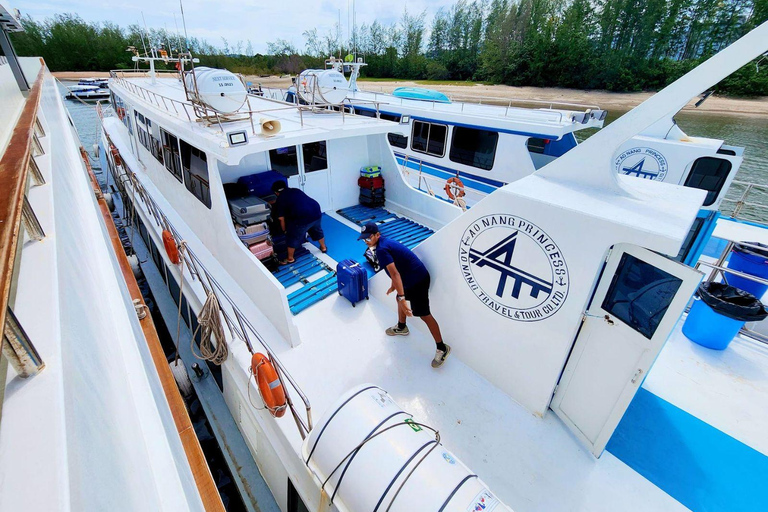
[385,324,410,336]
[431,344,451,368]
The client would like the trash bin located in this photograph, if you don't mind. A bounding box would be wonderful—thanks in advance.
[683,282,768,350]
[726,242,768,299]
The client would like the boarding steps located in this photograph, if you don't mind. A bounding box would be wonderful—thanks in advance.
[337,205,434,250]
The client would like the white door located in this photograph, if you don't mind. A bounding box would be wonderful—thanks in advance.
[551,243,702,457]
[298,141,331,212]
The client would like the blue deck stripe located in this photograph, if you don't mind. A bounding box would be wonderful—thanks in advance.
[606,388,768,511]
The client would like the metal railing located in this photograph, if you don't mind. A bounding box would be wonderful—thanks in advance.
[103,135,313,437]
[0,64,47,383]
[720,180,768,222]
[398,154,488,210]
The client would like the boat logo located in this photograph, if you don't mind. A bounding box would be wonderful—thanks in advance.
[614,147,668,181]
[459,214,569,322]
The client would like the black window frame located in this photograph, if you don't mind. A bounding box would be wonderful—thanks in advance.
[449,126,498,171]
[410,120,447,158]
[684,156,732,207]
[387,133,408,149]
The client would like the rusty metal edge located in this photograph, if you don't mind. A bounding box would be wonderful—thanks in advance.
[79,146,225,511]
[0,59,45,357]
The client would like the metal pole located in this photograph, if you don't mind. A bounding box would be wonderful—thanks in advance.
[2,307,45,378]
[0,29,29,93]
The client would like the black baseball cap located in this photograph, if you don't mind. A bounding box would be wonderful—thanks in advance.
[358,222,379,240]
[271,180,287,193]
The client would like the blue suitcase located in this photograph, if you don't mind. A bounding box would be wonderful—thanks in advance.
[237,170,284,198]
[337,259,369,306]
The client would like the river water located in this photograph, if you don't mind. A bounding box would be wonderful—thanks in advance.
[58,81,768,221]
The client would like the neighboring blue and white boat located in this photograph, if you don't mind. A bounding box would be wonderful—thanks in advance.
[95,20,768,512]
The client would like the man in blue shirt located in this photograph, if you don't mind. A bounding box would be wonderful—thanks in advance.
[272,181,327,264]
[358,222,451,368]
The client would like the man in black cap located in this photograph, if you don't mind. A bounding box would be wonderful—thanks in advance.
[358,222,451,368]
[272,180,327,264]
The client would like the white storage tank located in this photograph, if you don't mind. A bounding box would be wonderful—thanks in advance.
[183,66,247,114]
[297,69,348,105]
[302,384,514,512]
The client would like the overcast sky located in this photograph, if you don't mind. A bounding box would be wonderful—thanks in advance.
[13,0,455,53]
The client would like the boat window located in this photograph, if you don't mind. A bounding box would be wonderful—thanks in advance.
[526,138,548,154]
[180,139,211,208]
[411,120,447,157]
[684,157,732,207]
[449,127,498,170]
[161,129,183,183]
[302,141,327,172]
[287,479,309,512]
[601,253,683,339]
[380,112,401,123]
[354,108,377,118]
[135,112,149,151]
[388,133,408,149]
[269,146,299,177]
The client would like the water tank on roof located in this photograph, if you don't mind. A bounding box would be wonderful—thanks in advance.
[297,69,348,105]
[183,66,247,114]
[302,384,513,512]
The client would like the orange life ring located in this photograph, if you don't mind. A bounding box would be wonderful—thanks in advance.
[110,145,123,167]
[444,177,466,200]
[116,106,125,120]
[162,229,181,265]
[251,353,287,418]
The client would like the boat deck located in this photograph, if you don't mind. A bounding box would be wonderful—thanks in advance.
[268,206,435,315]
[272,280,768,511]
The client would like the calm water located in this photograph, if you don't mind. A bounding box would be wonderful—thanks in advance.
[59,82,768,220]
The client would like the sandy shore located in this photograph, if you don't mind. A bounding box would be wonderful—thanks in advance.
[54,71,768,116]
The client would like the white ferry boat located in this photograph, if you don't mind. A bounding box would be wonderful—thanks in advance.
[94,19,768,512]
[0,5,223,510]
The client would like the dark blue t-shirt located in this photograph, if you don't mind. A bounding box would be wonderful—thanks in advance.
[376,237,429,289]
[273,188,321,226]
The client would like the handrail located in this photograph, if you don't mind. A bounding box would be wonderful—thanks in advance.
[103,135,313,437]
[0,62,45,370]
[720,180,768,219]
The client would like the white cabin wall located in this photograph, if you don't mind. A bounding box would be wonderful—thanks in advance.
[0,63,26,151]
[493,133,539,179]
[219,151,271,184]
[371,174,704,416]
[326,136,373,209]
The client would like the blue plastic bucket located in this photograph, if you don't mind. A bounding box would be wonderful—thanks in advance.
[682,297,745,350]
[726,243,768,299]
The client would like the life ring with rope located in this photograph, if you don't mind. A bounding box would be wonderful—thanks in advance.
[444,176,466,200]
[162,229,181,265]
[251,353,287,418]
[109,144,123,167]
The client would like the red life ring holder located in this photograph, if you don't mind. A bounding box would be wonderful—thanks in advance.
[162,229,181,265]
[444,177,466,200]
[251,353,287,418]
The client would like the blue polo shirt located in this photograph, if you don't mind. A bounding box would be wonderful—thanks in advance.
[273,187,321,226]
[376,237,429,288]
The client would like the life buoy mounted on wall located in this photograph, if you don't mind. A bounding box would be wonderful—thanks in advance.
[162,229,181,265]
[109,144,122,167]
[444,176,466,200]
[251,353,287,418]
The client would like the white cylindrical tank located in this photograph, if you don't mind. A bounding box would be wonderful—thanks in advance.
[297,69,348,105]
[302,385,514,512]
[183,66,247,114]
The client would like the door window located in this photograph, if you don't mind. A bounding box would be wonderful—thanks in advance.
[302,141,327,172]
[269,146,299,177]
[601,253,683,339]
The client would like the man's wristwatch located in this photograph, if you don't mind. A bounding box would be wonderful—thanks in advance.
[396,295,405,302]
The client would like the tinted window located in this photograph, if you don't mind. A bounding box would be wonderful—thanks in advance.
[355,108,376,118]
[526,137,547,154]
[450,127,498,170]
[380,112,401,123]
[180,139,211,208]
[684,157,732,207]
[302,141,327,172]
[270,146,299,177]
[602,253,682,339]
[388,133,408,149]
[411,121,447,157]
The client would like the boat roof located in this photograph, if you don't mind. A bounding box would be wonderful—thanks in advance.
[108,71,398,164]
[346,88,605,138]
